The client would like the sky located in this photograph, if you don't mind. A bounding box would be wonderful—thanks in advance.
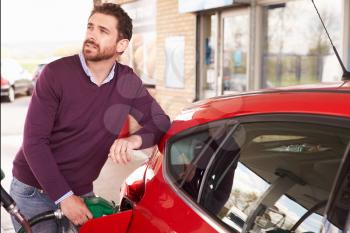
[1,0,93,44]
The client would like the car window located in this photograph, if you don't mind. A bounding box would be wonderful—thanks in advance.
[168,123,239,202]
[167,118,350,233]
[201,121,350,233]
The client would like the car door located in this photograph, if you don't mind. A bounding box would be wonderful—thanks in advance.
[13,68,31,93]
[1,59,31,94]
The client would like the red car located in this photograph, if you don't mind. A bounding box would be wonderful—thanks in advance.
[1,59,34,102]
[81,81,350,233]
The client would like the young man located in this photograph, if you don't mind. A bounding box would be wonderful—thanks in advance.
[10,3,170,232]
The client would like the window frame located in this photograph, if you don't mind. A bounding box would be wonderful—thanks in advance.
[322,142,350,233]
[163,113,350,232]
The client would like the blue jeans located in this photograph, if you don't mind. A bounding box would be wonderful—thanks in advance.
[10,177,94,233]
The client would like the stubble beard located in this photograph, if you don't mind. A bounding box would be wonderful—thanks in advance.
[83,40,116,62]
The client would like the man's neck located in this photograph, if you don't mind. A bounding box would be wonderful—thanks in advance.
[86,57,116,86]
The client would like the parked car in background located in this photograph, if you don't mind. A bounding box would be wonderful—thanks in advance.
[1,59,33,102]
[80,81,350,233]
[32,57,61,84]
[32,63,46,84]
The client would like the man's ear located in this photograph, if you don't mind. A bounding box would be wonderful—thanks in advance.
[116,39,129,54]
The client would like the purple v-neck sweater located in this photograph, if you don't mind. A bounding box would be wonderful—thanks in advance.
[12,55,170,201]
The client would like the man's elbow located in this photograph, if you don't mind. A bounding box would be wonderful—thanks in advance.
[158,114,171,134]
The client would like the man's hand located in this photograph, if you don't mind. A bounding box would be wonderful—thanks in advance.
[60,195,93,226]
[108,135,142,164]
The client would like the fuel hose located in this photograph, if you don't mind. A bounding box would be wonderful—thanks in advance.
[17,210,60,233]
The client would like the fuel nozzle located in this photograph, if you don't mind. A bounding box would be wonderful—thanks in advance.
[84,196,119,218]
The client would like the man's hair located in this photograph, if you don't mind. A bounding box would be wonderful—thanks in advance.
[90,3,132,41]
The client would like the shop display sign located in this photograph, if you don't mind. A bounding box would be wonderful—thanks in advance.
[165,36,185,88]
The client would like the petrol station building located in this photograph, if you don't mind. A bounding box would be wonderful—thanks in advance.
[100,0,350,119]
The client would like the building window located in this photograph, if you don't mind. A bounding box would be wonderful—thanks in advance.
[119,0,156,85]
[122,32,156,85]
[262,0,342,88]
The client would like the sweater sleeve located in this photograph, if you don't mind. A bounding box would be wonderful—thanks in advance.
[22,65,72,201]
[129,75,171,149]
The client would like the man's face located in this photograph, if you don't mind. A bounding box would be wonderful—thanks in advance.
[83,13,119,61]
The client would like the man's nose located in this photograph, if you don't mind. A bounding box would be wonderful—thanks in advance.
[86,29,97,41]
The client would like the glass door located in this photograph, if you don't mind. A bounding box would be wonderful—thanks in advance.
[220,9,249,95]
[198,13,219,99]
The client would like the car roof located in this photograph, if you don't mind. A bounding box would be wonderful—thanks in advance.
[165,81,350,139]
[204,81,349,102]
